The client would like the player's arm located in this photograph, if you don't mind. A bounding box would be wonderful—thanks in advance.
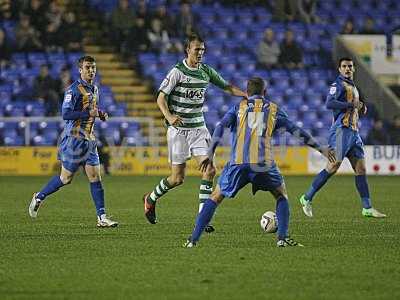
[326,83,354,110]
[156,91,183,126]
[157,68,183,126]
[198,106,237,172]
[223,84,247,98]
[207,65,247,98]
[275,109,336,163]
[62,89,93,120]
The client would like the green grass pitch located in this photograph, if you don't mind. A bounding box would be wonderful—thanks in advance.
[1,175,399,300]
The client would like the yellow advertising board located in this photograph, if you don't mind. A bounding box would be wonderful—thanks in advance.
[0,146,308,176]
[0,147,60,175]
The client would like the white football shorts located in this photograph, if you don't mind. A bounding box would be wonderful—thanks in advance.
[167,127,211,164]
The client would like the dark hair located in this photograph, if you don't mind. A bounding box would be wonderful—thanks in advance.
[78,55,96,68]
[338,57,353,67]
[247,77,266,96]
[184,32,204,55]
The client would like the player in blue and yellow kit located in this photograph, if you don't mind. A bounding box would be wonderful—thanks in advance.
[184,77,335,247]
[28,56,118,227]
[299,57,386,218]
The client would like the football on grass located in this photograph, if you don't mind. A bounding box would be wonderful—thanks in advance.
[260,211,277,233]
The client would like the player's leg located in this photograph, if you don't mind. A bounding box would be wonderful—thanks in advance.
[349,156,386,218]
[29,166,74,218]
[85,164,118,227]
[270,184,303,247]
[194,154,216,233]
[191,128,217,232]
[184,185,224,247]
[300,127,348,216]
[299,160,341,217]
[184,163,249,247]
[143,163,186,224]
[143,127,188,223]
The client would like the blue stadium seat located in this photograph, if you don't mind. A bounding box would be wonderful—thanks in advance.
[3,136,24,146]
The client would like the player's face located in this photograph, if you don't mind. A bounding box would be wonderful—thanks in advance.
[339,60,355,79]
[187,40,205,65]
[80,61,96,83]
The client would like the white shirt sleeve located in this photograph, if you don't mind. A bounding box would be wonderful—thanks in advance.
[159,68,180,95]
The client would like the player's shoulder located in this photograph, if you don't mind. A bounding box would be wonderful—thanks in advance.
[66,80,80,93]
[328,76,343,94]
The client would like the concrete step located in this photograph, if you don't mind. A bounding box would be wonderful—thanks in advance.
[100,69,136,78]
[111,85,149,94]
[84,45,102,53]
[101,77,141,86]
[94,53,118,61]
[96,61,126,70]
[127,102,159,110]
[130,110,163,117]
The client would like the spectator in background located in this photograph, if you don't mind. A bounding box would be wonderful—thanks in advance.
[33,65,60,116]
[279,30,303,69]
[0,28,12,68]
[257,28,280,69]
[59,12,82,51]
[148,18,172,53]
[125,17,149,53]
[359,17,380,34]
[152,4,176,36]
[388,115,400,145]
[135,0,150,27]
[176,1,196,38]
[15,14,43,52]
[341,19,356,34]
[24,0,48,34]
[366,119,390,145]
[0,0,18,21]
[272,0,297,22]
[110,0,136,51]
[297,0,319,24]
[57,66,73,98]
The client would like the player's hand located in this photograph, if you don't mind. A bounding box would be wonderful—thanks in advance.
[199,157,213,173]
[89,108,99,117]
[321,147,336,164]
[358,102,367,115]
[167,114,183,127]
[99,110,109,121]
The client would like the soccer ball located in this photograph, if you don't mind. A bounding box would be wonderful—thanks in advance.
[260,211,278,233]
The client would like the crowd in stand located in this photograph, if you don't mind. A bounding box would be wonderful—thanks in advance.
[1,0,82,54]
[0,0,399,145]
[109,0,196,55]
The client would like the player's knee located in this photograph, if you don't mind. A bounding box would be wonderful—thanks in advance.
[327,162,341,174]
[88,174,101,182]
[356,165,366,175]
[170,175,184,187]
[204,165,216,178]
[60,174,73,185]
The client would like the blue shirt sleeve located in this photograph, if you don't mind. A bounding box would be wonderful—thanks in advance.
[326,82,353,110]
[62,87,90,120]
[274,108,323,152]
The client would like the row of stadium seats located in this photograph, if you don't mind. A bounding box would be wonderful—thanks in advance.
[0,121,146,146]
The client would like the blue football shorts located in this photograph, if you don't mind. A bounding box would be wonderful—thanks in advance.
[328,126,365,161]
[218,162,284,198]
[57,135,100,173]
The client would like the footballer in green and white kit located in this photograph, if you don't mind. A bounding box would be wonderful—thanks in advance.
[143,33,247,230]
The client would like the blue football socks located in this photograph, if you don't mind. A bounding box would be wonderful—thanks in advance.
[305,169,332,201]
[276,196,290,240]
[190,199,218,243]
[90,181,106,216]
[355,175,372,209]
[37,176,65,201]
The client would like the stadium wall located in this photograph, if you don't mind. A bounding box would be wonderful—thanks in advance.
[0,146,398,176]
